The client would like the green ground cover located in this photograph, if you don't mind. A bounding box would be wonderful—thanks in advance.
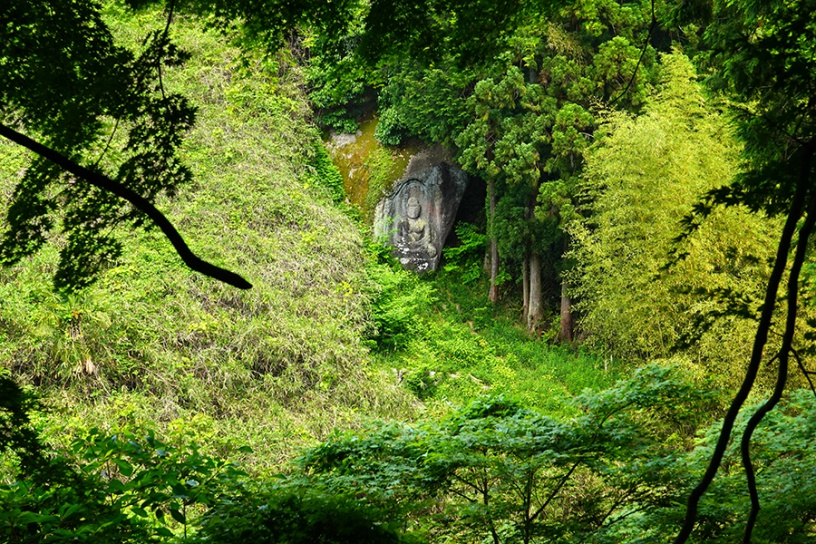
[0,4,415,471]
[370,265,622,415]
[4,1,816,542]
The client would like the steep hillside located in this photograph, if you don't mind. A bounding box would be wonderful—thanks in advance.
[0,4,413,469]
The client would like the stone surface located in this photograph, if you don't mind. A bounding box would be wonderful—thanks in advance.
[374,147,469,272]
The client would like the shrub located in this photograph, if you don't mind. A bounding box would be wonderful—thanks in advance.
[189,483,415,544]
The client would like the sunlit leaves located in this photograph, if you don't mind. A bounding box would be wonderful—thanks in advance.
[569,52,780,381]
[0,414,248,543]
[300,364,713,543]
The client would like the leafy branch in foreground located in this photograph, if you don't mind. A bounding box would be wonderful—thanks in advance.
[299,365,714,544]
[0,374,249,543]
[0,0,251,290]
[0,123,251,290]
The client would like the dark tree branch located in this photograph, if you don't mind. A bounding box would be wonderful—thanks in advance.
[162,0,175,39]
[0,122,252,290]
[791,348,816,397]
[157,0,176,100]
[673,142,814,543]
[529,461,580,524]
[608,0,656,106]
[741,170,816,543]
[597,487,638,529]
[92,117,120,169]
[450,472,484,497]
[448,485,477,503]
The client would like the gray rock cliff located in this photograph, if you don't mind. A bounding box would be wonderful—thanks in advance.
[374,148,468,272]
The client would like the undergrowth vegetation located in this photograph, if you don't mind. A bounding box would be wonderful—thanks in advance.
[6,363,816,543]
[369,262,621,413]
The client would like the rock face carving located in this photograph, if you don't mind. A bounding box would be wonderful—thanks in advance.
[374,150,468,272]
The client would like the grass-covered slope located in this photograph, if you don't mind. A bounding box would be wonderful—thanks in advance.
[366,265,622,415]
[0,4,413,469]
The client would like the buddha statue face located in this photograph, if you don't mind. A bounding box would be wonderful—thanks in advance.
[406,197,421,219]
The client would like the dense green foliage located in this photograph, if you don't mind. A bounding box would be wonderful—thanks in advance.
[689,0,816,217]
[0,375,411,543]
[306,0,662,331]
[301,364,712,544]
[299,366,816,543]
[4,0,816,542]
[0,3,416,469]
[190,484,413,544]
[6,363,816,543]
[569,52,782,384]
[289,0,816,538]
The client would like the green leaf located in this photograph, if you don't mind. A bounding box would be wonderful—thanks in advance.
[107,479,126,494]
[169,508,186,524]
[59,502,84,518]
[131,507,149,518]
[18,512,61,524]
[171,484,189,498]
[114,459,134,477]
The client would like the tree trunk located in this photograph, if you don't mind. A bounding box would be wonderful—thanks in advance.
[525,187,542,331]
[521,254,529,319]
[558,236,574,342]
[487,178,499,304]
[527,251,542,331]
[557,281,573,342]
